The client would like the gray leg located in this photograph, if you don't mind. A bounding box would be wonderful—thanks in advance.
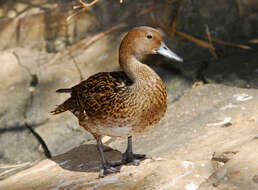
[97,139,119,178]
[122,136,146,165]
[110,136,146,167]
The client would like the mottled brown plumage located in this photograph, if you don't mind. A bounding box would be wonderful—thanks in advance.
[52,26,183,177]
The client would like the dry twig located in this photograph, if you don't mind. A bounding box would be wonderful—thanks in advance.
[67,0,99,21]
[212,39,251,50]
[170,0,182,38]
[235,0,244,16]
[175,30,214,49]
[151,20,216,52]
[48,23,127,65]
[149,0,251,53]
[79,0,99,7]
[70,55,84,81]
[67,8,86,22]
[205,24,218,58]
[137,5,163,17]
[149,0,215,51]
[249,39,258,44]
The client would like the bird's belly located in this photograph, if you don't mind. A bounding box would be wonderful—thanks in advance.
[91,124,132,137]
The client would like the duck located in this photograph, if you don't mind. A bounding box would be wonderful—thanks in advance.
[51,26,183,178]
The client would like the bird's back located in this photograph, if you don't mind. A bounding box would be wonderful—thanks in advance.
[52,71,133,118]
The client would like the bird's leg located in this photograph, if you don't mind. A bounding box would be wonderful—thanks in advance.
[122,136,146,165]
[110,136,146,167]
[97,138,119,178]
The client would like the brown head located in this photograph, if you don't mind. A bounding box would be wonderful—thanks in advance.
[119,26,183,64]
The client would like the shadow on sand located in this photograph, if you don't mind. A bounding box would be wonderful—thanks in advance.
[51,144,123,173]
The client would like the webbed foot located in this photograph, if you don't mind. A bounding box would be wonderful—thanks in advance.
[110,152,148,167]
[99,163,120,178]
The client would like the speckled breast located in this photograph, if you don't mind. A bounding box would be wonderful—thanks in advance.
[136,78,167,130]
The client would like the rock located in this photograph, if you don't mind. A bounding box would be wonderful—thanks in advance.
[0,35,122,164]
[14,3,28,13]
[0,47,91,164]
[0,84,257,189]
[176,0,258,90]
[0,51,26,89]
[0,2,98,51]
[7,10,17,18]
[178,0,258,41]
[199,138,258,190]
[203,51,258,89]
[0,51,41,164]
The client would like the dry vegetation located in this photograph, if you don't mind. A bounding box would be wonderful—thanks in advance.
[67,0,251,61]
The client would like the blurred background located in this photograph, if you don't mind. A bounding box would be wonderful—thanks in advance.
[0,0,257,178]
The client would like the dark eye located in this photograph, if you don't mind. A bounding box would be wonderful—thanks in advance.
[147,35,152,39]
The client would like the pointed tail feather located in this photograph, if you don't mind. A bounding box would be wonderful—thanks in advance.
[51,105,68,115]
[51,97,77,115]
[56,88,72,93]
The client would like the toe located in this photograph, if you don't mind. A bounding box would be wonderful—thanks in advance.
[132,159,140,166]
[99,166,120,178]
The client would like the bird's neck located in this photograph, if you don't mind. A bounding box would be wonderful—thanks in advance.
[119,55,159,85]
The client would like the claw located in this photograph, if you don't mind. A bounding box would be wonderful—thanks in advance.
[109,153,147,167]
[123,152,146,164]
[132,159,140,166]
[99,164,120,178]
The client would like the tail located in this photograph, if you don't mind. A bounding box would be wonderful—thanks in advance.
[56,88,72,93]
[51,97,77,115]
